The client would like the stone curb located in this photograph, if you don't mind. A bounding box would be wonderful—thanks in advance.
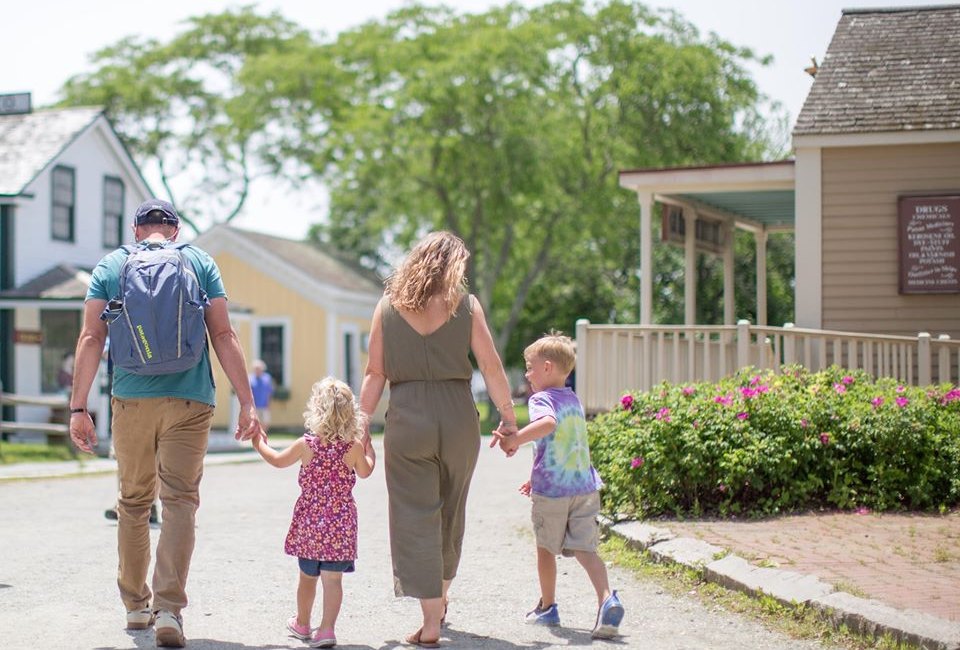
[600,517,960,650]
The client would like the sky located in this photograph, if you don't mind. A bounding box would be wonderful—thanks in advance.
[2,0,940,239]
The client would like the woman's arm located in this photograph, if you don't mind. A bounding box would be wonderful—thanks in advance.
[252,434,308,468]
[358,299,387,440]
[469,296,517,431]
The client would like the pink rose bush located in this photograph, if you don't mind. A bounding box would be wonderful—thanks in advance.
[587,366,960,519]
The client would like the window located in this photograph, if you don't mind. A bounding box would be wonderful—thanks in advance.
[341,325,361,392]
[258,325,285,386]
[51,166,75,242]
[103,176,125,248]
[40,310,81,393]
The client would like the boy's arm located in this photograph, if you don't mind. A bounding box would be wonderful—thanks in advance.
[501,416,556,454]
[252,435,307,468]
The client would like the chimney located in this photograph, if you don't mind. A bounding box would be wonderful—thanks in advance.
[0,92,32,116]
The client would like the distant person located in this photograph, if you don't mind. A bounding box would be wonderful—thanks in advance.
[497,332,624,639]
[57,353,74,393]
[358,231,517,647]
[250,359,274,432]
[252,377,375,648]
[68,198,262,648]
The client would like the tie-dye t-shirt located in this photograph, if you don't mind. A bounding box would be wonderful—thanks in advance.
[528,387,603,498]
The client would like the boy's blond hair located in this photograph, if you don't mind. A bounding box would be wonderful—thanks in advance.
[524,331,576,377]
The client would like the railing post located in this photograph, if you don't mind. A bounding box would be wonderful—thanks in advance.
[575,319,589,406]
[938,334,951,384]
[783,322,796,366]
[918,332,931,386]
[737,319,750,370]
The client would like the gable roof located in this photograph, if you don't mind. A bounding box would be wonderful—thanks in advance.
[194,225,383,296]
[0,264,91,300]
[793,5,960,136]
[0,106,104,196]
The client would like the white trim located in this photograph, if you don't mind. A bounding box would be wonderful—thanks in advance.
[620,161,794,194]
[0,300,84,310]
[684,208,697,326]
[251,316,292,387]
[340,322,361,392]
[638,191,653,324]
[794,146,822,329]
[326,312,337,377]
[793,129,960,149]
[92,117,153,200]
[756,229,768,327]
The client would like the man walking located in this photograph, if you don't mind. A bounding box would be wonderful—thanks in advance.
[69,199,262,648]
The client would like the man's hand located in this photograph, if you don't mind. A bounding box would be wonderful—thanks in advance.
[234,403,263,441]
[69,412,98,454]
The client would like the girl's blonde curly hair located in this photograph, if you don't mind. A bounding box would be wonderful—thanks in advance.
[385,231,469,317]
[302,377,364,444]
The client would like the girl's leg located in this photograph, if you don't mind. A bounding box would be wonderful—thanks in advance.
[415,596,444,642]
[317,571,343,632]
[537,546,558,606]
[297,571,319,627]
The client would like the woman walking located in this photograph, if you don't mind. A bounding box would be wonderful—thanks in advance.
[359,231,517,647]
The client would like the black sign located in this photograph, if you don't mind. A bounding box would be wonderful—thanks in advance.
[899,195,960,294]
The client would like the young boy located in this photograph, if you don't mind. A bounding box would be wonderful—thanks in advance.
[498,332,624,639]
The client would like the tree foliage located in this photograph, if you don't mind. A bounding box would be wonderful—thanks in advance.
[247,0,787,353]
[57,6,308,234]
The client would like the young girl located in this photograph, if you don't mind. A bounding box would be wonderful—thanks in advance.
[252,377,376,648]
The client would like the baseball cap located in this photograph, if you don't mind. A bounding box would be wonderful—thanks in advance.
[135,199,180,226]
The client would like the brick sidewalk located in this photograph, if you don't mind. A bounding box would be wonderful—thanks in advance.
[664,510,960,622]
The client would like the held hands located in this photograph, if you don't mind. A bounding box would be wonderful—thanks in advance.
[491,420,520,457]
[69,412,98,454]
[235,404,264,441]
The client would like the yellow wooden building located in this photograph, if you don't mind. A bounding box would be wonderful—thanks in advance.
[192,224,383,431]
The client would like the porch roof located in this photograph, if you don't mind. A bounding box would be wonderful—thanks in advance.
[618,159,795,230]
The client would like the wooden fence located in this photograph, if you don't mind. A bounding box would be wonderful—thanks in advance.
[575,319,960,414]
[0,390,72,455]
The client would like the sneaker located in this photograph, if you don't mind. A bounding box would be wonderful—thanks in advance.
[309,628,337,648]
[524,599,560,626]
[591,590,624,639]
[155,610,185,648]
[104,507,118,521]
[149,503,160,525]
[126,607,155,630]
[286,614,311,641]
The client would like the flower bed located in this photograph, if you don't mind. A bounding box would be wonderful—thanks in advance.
[587,366,960,518]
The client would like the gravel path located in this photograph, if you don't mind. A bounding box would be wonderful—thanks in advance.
[0,440,834,649]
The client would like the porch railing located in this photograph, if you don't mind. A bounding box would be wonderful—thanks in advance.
[574,319,960,414]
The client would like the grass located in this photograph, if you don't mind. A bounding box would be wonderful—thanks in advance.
[599,535,921,650]
[0,440,77,464]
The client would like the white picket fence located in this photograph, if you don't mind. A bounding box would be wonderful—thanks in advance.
[574,319,960,414]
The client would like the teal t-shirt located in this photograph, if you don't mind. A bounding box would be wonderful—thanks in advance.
[86,243,226,405]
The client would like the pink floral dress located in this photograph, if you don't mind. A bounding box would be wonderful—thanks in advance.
[284,435,357,561]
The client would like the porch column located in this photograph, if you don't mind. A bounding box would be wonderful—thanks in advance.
[638,192,653,324]
[723,220,735,325]
[756,228,768,326]
[684,208,698,325]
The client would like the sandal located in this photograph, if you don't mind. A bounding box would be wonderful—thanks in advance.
[406,627,441,648]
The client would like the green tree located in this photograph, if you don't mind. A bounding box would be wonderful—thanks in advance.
[249,0,785,353]
[57,6,307,234]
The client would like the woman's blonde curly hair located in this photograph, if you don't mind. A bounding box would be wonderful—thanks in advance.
[385,231,469,317]
[302,377,364,445]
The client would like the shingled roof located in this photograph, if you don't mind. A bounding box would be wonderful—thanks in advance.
[211,226,383,294]
[0,106,103,195]
[793,5,960,136]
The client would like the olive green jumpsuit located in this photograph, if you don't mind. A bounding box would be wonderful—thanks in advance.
[380,294,481,598]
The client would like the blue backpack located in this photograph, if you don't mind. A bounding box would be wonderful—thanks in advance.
[100,241,210,375]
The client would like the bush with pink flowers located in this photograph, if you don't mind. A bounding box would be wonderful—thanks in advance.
[587,366,960,518]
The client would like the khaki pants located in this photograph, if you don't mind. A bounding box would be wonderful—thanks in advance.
[112,397,213,615]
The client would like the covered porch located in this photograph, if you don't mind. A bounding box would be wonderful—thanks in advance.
[618,160,796,326]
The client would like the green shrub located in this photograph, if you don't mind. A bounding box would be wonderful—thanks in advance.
[588,366,960,518]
